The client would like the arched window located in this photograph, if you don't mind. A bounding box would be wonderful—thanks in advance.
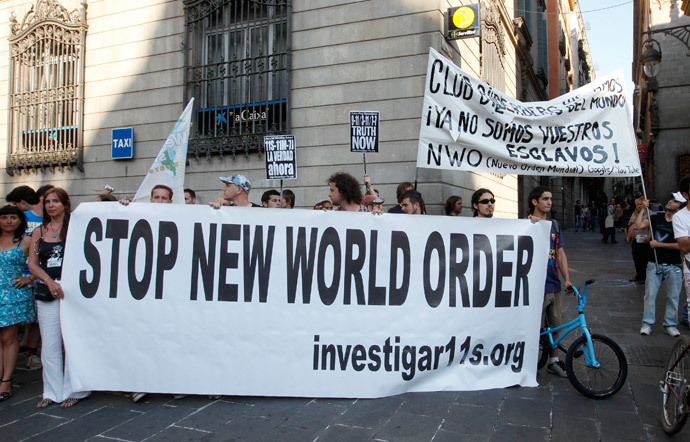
[184,0,291,161]
[6,0,87,175]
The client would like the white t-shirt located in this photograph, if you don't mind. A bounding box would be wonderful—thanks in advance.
[672,208,690,266]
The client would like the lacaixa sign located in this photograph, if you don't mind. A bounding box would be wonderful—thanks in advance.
[446,5,480,40]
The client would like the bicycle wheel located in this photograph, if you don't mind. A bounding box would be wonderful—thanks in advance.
[538,334,550,369]
[660,335,690,435]
[565,333,627,399]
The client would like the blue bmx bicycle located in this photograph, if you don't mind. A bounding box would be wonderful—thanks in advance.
[538,280,628,399]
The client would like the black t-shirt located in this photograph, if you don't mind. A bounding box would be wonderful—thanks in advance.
[649,213,681,265]
[388,204,403,214]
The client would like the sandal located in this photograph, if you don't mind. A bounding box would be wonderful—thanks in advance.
[36,398,55,408]
[0,379,12,402]
[60,397,80,408]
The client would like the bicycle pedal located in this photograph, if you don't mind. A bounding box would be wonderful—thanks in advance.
[665,370,684,388]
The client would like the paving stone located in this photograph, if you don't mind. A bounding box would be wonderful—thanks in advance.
[176,401,247,432]
[441,404,496,435]
[258,424,319,442]
[497,396,551,428]
[146,425,210,441]
[282,400,347,430]
[315,423,377,442]
[25,407,142,442]
[103,404,197,441]
[335,396,403,429]
[552,391,596,418]
[597,410,645,440]
[397,391,457,416]
[0,413,69,441]
[432,428,489,442]
[200,414,279,442]
[491,423,549,441]
[593,394,638,413]
[373,412,442,442]
[454,388,505,408]
[551,414,599,441]
[504,385,552,401]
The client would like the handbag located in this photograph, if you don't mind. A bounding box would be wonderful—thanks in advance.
[33,282,55,302]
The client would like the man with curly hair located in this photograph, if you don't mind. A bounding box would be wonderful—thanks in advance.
[327,172,364,212]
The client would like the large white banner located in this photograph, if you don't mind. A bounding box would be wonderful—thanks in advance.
[418,48,640,177]
[61,203,550,398]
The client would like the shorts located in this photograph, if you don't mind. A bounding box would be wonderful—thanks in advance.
[542,291,563,328]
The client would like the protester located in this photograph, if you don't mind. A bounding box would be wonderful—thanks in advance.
[362,195,385,214]
[363,174,378,197]
[400,190,425,215]
[574,199,582,231]
[445,195,463,216]
[96,193,117,202]
[588,202,597,231]
[6,185,53,370]
[581,203,590,232]
[261,190,281,208]
[528,186,573,378]
[281,189,295,208]
[0,205,35,402]
[639,194,685,337]
[184,188,197,204]
[602,198,617,244]
[672,175,690,333]
[388,181,414,213]
[471,188,495,218]
[211,175,260,209]
[313,200,333,211]
[28,188,90,408]
[627,198,651,283]
[328,172,365,212]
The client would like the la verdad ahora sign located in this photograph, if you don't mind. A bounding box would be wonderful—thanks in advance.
[61,203,549,398]
[418,48,641,177]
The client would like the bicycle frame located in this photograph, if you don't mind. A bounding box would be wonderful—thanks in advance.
[540,283,600,368]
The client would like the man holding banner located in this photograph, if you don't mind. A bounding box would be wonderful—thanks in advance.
[528,186,573,378]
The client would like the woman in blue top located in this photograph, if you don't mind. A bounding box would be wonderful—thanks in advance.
[0,205,35,401]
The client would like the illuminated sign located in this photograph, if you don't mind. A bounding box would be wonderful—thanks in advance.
[446,5,480,40]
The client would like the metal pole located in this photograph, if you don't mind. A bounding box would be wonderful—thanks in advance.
[363,153,367,175]
[638,174,660,273]
[280,179,284,208]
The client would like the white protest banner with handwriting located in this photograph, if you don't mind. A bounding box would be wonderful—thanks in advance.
[61,203,549,398]
[417,48,640,177]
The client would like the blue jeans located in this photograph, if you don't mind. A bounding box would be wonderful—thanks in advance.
[642,262,682,327]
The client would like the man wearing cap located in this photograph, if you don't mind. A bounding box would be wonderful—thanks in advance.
[211,174,261,209]
[673,175,690,330]
[639,193,686,337]
[362,194,385,214]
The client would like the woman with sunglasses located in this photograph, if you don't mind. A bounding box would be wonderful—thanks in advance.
[0,205,35,401]
[471,188,495,218]
[28,188,89,408]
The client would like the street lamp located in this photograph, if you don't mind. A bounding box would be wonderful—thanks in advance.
[641,36,662,78]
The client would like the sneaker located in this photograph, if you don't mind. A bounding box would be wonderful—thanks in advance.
[132,392,147,403]
[640,324,652,335]
[547,360,568,378]
[26,354,42,370]
[173,394,188,400]
[665,326,681,338]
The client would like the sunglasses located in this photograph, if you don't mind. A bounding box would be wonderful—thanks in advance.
[478,198,496,205]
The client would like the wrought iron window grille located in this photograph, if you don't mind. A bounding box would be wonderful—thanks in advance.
[6,0,88,176]
[183,0,291,163]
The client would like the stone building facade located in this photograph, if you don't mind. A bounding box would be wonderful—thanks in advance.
[0,0,592,219]
[634,0,690,200]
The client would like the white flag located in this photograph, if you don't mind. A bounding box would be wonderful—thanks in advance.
[133,98,194,204]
